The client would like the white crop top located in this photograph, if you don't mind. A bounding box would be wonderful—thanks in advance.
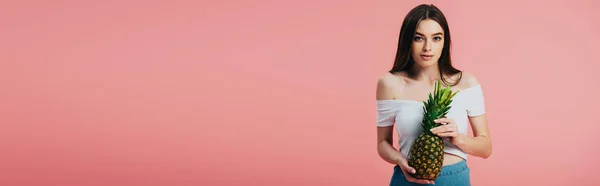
[376,84,486,160]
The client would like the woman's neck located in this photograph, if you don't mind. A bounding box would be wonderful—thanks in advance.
[410,64,442,84]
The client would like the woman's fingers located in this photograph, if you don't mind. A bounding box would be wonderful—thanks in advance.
[431,121,457,138]
[434,118,453,124]
[435,131,456,137]
[403,170,435,184]
[406,176,435,185]
[398,161,435,184]
[431,124,455,133]
[431,118,456,131]
[409,178,433,184]
[398,159,416,174]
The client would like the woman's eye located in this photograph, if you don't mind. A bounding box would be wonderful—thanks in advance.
[414,37,423,41]
[434,36,442,41]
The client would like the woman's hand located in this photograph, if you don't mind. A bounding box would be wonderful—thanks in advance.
[396,158,435,185]
[431,118,464,145]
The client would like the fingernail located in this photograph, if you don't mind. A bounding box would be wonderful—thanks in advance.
[412,170,416,173]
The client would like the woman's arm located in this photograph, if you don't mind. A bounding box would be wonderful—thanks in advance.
[375,75,404,164]
[455,115,493,158]
[377,126,404,164]
[432,73,493,159]
[455,73,492,158]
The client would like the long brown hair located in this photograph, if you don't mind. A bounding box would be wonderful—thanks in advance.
[389,4,462,86]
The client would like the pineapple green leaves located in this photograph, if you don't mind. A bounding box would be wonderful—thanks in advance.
[421,81,459,136]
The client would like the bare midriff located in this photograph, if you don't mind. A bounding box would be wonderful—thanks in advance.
[442,153,464,166]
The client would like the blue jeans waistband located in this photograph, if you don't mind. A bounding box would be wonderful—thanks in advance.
[438,160,469,177]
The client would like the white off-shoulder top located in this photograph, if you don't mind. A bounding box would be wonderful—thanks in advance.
[376,84,486,160]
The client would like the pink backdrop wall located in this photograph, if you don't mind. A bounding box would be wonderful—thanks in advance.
[1,0,599,185]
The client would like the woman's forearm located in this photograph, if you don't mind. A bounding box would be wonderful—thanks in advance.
[455,134,492,158]
[378,140,404,164]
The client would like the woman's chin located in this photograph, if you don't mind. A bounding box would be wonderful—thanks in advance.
[414,60,438,68]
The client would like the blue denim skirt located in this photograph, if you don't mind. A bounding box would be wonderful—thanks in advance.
[389,160,471,186]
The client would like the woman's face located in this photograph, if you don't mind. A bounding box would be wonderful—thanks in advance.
[411,19,445,68]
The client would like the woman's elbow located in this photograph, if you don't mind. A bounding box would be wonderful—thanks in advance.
[481,146,493,159]
[481,151,492,159]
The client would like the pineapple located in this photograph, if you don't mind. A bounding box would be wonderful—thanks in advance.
[407,80,459,180]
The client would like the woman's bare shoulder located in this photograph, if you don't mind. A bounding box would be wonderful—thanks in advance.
[456,71,480,90]
[376,72,406,100]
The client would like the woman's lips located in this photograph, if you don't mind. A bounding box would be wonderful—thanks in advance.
[421,54,433,60]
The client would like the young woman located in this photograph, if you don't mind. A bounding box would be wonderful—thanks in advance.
[375,4,492,186]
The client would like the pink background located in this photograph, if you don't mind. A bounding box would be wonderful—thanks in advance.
[1,0,599,185]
